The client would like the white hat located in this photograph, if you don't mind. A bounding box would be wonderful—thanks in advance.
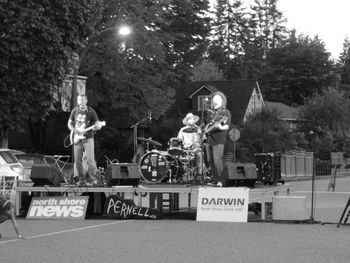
[182,113,199,125]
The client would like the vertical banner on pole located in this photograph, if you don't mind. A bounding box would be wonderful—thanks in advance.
[62,75,87,111]
[61,78,73,112]
[196,187,249,222]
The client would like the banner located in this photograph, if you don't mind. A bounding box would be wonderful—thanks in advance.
[61,75,87,111]
[27,196,89,220]
[196,187,249,222]
[104,195,159,220]
[61,79,72,112]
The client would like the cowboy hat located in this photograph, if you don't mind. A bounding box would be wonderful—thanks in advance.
[182,113,199,125]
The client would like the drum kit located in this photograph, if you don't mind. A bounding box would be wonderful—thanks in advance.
[138,137,210,184]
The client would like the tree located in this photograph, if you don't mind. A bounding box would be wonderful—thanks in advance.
[208,0,288,79]
[159,0,212,80]
[261,31,337,106]
[238,107,298,161]
[191,59,225,81]
[0,0,102,149]
[208,0,250,78]
[337,37,350,92]
[299,88,350,157]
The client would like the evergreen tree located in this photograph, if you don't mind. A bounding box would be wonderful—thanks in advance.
[191,59,225,81]
[337,37,350,92]
[262,31,337,106]
[208,0,250,79]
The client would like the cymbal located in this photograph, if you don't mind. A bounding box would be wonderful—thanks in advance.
[182,127,198,133]
[137,137,162,146]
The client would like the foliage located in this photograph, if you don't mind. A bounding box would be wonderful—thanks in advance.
[337,37,350,91]
[160,0,212,79]
[191,59,225,81]
[209,0,288,79]
[298,88,350,157]
[0,0,102,149]
[237,107,299,161]
[261,31,337,106]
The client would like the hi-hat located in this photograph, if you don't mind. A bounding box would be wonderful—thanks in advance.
[137,137,162,146]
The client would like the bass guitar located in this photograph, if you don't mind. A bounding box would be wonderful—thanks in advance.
[70,121,106,145]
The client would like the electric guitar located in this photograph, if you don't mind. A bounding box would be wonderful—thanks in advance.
[203,115,227,135]
[70,121,106,145]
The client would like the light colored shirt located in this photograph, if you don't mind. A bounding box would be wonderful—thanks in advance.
[177,125,202,149]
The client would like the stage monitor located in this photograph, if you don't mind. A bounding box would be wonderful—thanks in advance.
[30,164,64,187]
[105,163,140,186]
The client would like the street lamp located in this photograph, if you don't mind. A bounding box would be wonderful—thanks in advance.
[72,25,132,107]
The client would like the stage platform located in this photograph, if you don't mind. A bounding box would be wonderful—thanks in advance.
[14,183,290,220]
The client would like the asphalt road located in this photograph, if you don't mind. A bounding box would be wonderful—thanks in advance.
[0,176,349,263]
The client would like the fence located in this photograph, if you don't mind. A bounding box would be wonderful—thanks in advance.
[280,151,350,178]
[281,151,313,178]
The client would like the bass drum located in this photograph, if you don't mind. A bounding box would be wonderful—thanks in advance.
[139,151,180,183]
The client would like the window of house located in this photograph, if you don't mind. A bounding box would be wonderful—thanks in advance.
[197,95,212,111]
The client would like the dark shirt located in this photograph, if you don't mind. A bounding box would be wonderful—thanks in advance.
[207,107,231,145]
[69,106,99,139]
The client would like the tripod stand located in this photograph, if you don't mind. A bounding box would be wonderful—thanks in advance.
[337,196,350,227]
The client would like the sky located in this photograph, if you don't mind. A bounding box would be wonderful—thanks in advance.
[276,0,350,59]
[210,0,350,59]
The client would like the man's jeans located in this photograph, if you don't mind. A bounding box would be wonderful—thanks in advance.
[207,144,225,183]
[73,138,98,182]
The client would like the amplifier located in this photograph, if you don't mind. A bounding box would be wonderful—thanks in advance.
[105,163,140,186]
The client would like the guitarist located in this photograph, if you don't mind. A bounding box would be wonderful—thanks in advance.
[205,91,231,187]
[67,94,102,186]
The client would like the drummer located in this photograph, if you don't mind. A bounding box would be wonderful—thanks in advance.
[177,113,203,174]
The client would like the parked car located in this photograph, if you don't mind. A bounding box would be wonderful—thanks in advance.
[0,148,26,181]
[13,153,48,182]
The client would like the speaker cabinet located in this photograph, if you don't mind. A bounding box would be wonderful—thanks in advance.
[30,164,64,187]
[105,163,140,186]
[223,162,257,187]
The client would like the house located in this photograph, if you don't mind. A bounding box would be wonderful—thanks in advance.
[265,101,302,131]
[176,80,265,124]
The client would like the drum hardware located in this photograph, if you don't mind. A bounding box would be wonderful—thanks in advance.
[137,137,162,146]
[137,137,162,152]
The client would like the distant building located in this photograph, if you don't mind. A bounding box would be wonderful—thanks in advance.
[265,101,302,131]
[176,80,265,124]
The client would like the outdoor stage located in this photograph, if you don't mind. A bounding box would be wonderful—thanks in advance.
[14,183,290,220]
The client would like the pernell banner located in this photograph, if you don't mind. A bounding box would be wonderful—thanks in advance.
[27,196,89,220]
[196,187,249,222]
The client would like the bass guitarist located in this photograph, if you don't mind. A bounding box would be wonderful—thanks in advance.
[205,91,231,187]
[68,94,102,186]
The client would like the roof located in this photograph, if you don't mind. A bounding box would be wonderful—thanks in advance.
[265,101,300,120]
[177,80,258,124]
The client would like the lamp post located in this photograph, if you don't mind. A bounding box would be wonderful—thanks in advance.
[72,25,132,107]
[309,130,316,222]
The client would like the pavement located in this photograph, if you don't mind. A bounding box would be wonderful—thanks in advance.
[0,176,349,263]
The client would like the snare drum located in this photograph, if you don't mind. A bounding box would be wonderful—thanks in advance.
[167,138,183,156]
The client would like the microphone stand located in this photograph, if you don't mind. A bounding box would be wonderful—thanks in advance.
[199,99,207,183]
[130,113,151,158]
